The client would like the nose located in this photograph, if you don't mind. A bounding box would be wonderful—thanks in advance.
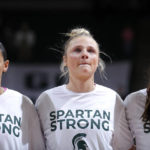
[81,50,88,59]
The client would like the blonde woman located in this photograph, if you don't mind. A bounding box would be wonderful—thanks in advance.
[36,28,133,150]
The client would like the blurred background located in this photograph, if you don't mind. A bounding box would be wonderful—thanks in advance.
[0,0,150,102]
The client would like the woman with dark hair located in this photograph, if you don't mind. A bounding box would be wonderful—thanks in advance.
[124,82,150,150]
[0,42,45,150]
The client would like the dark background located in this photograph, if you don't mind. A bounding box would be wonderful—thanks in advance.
[0,0,150,95]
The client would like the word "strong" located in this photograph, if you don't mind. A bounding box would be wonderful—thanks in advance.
[50,109,111,131]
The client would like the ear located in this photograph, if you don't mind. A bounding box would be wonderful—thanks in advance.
[63,55,67,66]
[3,60,9,72]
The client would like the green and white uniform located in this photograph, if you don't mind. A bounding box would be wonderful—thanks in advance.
[36,84,133,150]
[0,88,45,150]
[125,89,150,150]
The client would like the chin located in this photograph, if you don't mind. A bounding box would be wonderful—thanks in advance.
[80,67,91,72]
[79,72,92,79]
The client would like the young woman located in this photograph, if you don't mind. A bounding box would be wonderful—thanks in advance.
[0,42,45,150]
[35,28,133,150]
[124,85,150,150]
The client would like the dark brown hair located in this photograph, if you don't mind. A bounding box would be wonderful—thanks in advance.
[142,87,150,122]
[0,42,7,61]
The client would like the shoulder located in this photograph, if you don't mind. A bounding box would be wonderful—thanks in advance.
[96,84,122,99]
[6,88,23,97]
[124,89,146,106]
[39,85,65,97]
[6,88,34,109]
[96,84,118,95]
[35,85,65,105]
[96,84,123,106]
[5,89,32,103]
[45,85,65,94]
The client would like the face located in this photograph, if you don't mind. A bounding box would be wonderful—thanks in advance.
[64,36,99,80]
[0,51,9,86]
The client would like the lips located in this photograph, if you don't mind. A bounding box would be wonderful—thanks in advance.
[80,62,90,65]
[79,63,90,67]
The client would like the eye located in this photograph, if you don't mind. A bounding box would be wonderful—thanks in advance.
[74,47,82,52]
[87,48,95,53]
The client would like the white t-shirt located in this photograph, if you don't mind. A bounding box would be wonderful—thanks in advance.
[36,84,133,150]
[124,89,150,150]
[0,88,45,150]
